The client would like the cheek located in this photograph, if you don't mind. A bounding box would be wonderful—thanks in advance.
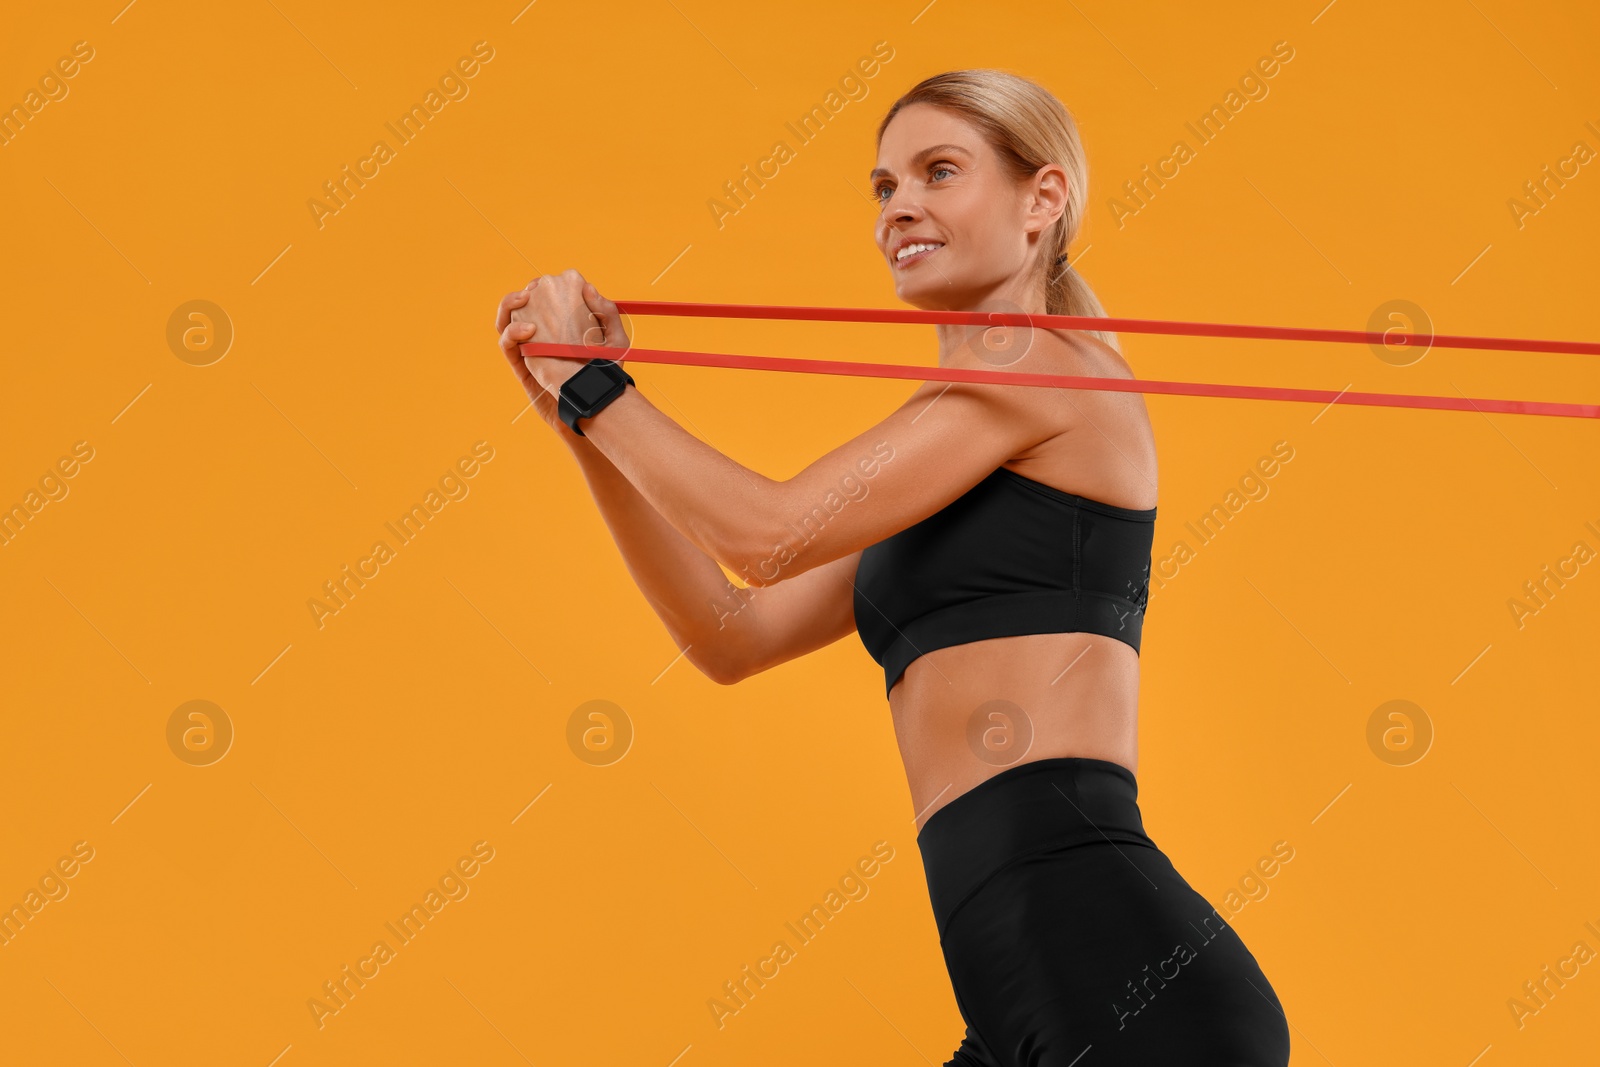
[961,192,1008,235]
[958,210,1008,263]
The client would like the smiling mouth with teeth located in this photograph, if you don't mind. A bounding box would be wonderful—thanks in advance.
[894,242,944,267]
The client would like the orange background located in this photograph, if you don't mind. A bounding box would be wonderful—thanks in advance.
[3,1,1598,1063]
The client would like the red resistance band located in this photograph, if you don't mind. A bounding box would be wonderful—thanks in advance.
[519,301,1600,420]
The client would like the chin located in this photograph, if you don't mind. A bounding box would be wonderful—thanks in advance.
[896,285,962,312]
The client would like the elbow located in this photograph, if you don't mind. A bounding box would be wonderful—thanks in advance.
[686,641,743,686]
[703,657,743,686]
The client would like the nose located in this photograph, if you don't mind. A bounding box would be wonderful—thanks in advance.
[879,199,922,251]
[884,188,920,221]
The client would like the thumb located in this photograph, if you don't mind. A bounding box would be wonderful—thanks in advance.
[582,280,631,350]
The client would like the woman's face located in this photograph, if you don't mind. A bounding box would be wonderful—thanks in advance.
[871,102,1065,312]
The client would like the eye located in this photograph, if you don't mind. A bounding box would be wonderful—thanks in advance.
[872,163,956,204]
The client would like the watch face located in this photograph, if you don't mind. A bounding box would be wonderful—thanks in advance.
[568,363,621,407]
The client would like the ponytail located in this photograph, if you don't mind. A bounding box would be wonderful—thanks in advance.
[1048,256,1119,354]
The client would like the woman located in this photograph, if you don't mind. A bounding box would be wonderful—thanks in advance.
[496,69,1291,1066]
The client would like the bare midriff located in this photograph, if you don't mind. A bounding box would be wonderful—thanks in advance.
[890,630,1141,834]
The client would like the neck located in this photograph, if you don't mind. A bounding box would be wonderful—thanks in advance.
[930,279,1048,366]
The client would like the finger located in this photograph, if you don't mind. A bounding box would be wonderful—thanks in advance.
[499,321,536,371]
[582,280,619,324]
[496,290,530,334]
[581,281,631,349]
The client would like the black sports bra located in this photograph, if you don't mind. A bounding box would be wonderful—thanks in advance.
[852,464,1156,697]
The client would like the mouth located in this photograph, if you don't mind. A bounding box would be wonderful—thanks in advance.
[893,242,944,270]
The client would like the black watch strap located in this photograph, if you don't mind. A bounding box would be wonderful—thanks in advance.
[558,359,635,436]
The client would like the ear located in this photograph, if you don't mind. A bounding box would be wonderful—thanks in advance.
[1026,162,1070,235]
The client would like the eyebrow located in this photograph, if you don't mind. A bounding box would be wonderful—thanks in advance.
[869,143,971,183]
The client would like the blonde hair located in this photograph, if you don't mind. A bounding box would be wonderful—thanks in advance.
[875,69,1118,353]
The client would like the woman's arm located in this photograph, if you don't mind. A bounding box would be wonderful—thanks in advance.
[498,284,749,681]
[505,273,788,582]
[511,273,1061,589]
[560,429,753,682]
[573,385,781,579]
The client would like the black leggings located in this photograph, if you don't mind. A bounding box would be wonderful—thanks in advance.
[916,757,1291,1066]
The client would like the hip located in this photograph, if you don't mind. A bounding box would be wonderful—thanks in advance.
[914,755,1153,935]
[916,757,1291,1065]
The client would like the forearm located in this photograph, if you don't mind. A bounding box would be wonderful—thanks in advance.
[577,385,785,580]
[563,434,752,673]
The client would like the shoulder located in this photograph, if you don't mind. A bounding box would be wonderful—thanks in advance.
[1048,327,1137,378]
[1006,330,1157,507]
[932,328,1134,430]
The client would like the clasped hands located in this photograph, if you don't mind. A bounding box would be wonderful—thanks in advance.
[494,269,631,434]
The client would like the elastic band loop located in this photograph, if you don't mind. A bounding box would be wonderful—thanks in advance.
[520,342,1599,419]
[517,300,1600,419]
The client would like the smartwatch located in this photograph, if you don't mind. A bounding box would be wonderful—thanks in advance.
[558,359,635,436]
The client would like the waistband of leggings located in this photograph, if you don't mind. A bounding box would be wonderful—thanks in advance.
[915,756,1155,935]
